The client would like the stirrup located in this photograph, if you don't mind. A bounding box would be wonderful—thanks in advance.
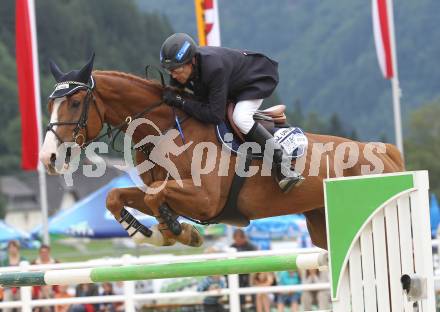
[274,167,305,193]
[277,174,304,193]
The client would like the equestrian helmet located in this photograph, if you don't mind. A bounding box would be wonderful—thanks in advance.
[160,33,197,70]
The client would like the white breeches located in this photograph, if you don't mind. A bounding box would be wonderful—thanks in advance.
[232,99,264,134]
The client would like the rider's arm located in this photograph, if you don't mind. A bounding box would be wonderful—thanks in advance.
[180,68,227,124]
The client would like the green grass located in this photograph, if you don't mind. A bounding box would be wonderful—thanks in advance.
[20,238,205,263]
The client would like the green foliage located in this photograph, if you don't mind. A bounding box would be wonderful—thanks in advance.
[141,0,440,141]
[0,0,173,174]
[405,99,440,198]
[0,193,6,219]
[286,100,357,139]
[1,0,439,176]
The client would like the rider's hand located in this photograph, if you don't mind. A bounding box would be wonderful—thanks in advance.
[162,88,184,109]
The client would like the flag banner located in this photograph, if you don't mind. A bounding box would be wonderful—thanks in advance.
[372,0,394,79]
[194,0,221,46]
[16,0,41,170]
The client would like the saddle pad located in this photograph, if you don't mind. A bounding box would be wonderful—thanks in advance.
[216,122,308,159]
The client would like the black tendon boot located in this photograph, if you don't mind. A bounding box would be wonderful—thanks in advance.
[245,123,304,193]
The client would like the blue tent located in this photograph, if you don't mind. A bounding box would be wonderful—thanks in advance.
[430,193,440,238]
[0,220,30,242]
[244,214,309,249]
[33,174,157,239]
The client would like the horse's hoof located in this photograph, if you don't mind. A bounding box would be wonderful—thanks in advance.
[176,223,203,247]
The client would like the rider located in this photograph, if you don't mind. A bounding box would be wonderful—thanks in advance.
[160,33,304,193]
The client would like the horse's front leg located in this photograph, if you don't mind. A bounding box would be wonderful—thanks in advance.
[144,179,216,247]
[106,187,175,246]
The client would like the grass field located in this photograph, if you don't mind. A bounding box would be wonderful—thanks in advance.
[19,238,206,263]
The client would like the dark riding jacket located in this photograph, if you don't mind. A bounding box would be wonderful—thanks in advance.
[170,46,279,124]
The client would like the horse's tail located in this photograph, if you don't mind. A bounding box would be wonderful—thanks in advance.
[385,143,405,171]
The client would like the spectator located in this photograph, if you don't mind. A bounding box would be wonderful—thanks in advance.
[197,275,226,312]
[111,281,124,312]
[276,271,301,312]
[99,282,116,312]
[32,245,59,302]
[33,285,54,312]
[1,240,26,312]
[69,283,99,312]
[230,229,257,308]
[54,285,73,312]
[301,269,330,310]
[251,272,275,312]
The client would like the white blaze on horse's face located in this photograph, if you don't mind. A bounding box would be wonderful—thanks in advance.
[39,97,64,174]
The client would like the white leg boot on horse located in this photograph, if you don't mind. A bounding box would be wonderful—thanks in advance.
[105,187,175,246]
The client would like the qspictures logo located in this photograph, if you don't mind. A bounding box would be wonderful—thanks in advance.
[53,118,388,194]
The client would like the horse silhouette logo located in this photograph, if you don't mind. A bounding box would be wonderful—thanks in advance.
[118,118,193,194]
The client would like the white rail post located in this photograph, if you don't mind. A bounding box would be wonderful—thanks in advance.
[226,247,241,312]
[19,261,32,312]
[122,254,136,312]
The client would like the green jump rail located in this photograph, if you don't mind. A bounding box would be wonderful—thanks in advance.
[0,253,326,287]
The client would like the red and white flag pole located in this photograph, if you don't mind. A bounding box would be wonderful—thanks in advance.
[372,0,404,156]
[194,0,221,47]
[16,0,50,244]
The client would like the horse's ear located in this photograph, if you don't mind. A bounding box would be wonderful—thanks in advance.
[78,52,95,83]
[49,60,64,82]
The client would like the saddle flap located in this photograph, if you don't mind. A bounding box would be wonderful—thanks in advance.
[227,102,288,142]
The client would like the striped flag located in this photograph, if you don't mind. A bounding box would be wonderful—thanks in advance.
[372,0,404,155]
[16,0,42,170]
[372,0,394,79]
[194,0,221,46]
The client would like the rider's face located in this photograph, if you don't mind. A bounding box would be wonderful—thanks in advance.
[170,63,193,84]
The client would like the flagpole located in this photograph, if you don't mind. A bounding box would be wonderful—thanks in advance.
[194,0,207,46]
[387,0,404,157]
[28,0,50,245]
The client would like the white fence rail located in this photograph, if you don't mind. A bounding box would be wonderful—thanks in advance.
[1,244,438,312]
[0,248,327,312]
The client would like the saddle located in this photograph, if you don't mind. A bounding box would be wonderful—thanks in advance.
[207,103,298,228]
[226,102,288,142]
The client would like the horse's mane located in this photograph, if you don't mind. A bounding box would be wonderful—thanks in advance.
[93,70,163,95]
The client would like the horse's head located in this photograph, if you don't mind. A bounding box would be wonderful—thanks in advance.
[39,54,105,175]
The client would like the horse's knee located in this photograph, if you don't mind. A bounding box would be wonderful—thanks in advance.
[106,188,122,215]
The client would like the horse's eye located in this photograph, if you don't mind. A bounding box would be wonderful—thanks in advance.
[71,100,81,108]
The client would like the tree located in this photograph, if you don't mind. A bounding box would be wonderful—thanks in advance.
[405,99,440,198]
[327,113,345,137]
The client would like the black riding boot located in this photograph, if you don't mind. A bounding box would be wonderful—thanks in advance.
[245,123,304,193]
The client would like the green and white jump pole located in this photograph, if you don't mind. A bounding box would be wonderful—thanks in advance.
[0,253,327,287]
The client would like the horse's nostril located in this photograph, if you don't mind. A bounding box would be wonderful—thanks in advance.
[50,153,56,167]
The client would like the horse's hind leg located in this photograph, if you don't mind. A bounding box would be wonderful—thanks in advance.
[106,187,174,246]
[303,208,328,250]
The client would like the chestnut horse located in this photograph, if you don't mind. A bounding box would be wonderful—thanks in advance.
[40,70,404,249]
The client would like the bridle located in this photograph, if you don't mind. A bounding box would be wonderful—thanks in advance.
[46,80,103,148]
[45,73,188,154]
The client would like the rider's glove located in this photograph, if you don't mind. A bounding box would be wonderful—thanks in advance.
[162,88,184,109]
